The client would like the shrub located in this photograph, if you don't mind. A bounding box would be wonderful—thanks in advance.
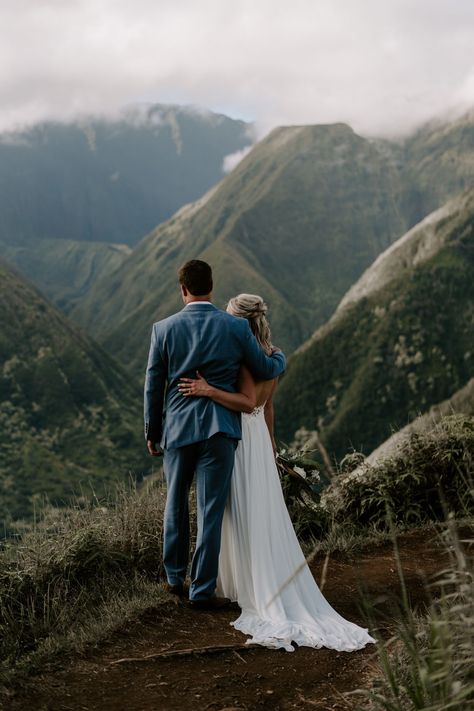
[321,415,474,531]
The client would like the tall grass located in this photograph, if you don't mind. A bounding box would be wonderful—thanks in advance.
[354,520,474,710]
[275,416,474,560]
[0,482,167,685]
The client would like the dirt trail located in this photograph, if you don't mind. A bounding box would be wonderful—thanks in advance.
[10,530,450,711]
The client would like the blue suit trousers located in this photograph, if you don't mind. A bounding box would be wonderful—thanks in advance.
[163,434,237,600]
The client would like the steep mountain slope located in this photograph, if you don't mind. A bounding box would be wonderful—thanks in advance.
[365,377,474,465]
[73,123,408,370]
[400,110,474,225]
[0,104,251,246]
[0,237,130,312]
[0,260,148,522]
[275,189,474,458]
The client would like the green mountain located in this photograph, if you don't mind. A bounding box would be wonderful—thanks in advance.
[0,237,131,312]
[72,122,411,371]
[275,188,474,458]
[0,260,148,522]
[72,112,474,374]
[399,109,474,225]
[0,104,251,246]
[365,377,474,465]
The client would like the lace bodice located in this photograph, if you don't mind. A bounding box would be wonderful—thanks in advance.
[244,404,265,418]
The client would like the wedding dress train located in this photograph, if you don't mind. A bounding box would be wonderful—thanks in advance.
[216,406,376,652]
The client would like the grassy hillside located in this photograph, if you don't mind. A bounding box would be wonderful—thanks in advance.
[275,189,474,458]
[0,104,251,246]
[320,414,474,532]
[0,237,131,312]
[73,122,409,369]
[0,260,149,523]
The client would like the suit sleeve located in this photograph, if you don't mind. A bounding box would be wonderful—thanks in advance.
[240,320,286,380]
[144,324,167,442]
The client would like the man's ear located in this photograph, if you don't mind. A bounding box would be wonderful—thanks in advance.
[180,284,188,298]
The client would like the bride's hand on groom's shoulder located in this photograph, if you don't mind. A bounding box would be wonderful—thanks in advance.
[147,440,163,457]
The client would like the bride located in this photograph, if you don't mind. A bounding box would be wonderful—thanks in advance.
[179,294,375,653]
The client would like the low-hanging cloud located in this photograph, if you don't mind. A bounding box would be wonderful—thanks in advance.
[0,0,473,136]
[222,146,253,173]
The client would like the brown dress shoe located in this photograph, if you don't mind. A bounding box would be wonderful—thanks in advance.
[164,582,189,597]
[188,596,231,610]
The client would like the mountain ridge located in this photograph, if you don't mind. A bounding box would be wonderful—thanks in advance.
[0,237,131,312]
[72,120,410,370]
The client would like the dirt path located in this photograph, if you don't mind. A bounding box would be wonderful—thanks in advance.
[9,529,449,711]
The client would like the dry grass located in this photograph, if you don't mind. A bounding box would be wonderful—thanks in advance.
[0,481,167,687]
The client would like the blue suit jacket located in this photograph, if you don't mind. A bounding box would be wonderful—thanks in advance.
[144,302,286,449]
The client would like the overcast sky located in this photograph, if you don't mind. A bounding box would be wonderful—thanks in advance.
[1,0,473,137]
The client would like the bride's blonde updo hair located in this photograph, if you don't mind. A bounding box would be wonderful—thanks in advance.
[227,293,273,355]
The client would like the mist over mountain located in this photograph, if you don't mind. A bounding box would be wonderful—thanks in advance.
[71,111,474,374]
[0,104,252,247]
[0,260,148,522]
[399,109,474,224]
[275,188,474,458]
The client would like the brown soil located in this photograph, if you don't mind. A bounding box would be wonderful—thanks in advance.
[7,529,450,711]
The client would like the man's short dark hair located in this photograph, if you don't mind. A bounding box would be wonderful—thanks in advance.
[178,260,213,296]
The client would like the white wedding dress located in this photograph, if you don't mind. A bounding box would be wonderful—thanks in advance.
[216,405,376,652]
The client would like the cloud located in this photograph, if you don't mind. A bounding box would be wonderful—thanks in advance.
[222,146,253,173]
[0,0,473,136]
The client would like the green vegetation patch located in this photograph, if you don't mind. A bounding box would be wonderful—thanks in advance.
[322,415,474,531]
[355,523,474,711]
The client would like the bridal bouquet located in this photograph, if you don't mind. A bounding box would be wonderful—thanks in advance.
[276,447,326,539]
[276,447,321,497]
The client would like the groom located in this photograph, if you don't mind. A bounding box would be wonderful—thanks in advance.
[144,260,286,609]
